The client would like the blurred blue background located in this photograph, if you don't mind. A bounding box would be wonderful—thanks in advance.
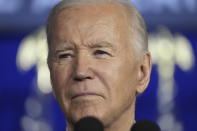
[0,0,197,131]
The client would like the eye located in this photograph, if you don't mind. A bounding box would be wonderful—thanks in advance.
[94,50,107,55]
[58,53,74,59]
[93,50,111,58]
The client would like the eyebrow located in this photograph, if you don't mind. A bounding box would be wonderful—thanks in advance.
[54,41,115,54]
[90,41,116,51]
[54,45,74,54]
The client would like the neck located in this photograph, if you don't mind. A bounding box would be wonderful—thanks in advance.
[105,101,135,131]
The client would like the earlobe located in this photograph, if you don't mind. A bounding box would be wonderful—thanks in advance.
[136,52,152,94]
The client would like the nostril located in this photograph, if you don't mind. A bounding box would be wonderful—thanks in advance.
[86,76,92,79]
[74,76,84,81]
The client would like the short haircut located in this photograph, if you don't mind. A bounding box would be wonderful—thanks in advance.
[46,0,148,57]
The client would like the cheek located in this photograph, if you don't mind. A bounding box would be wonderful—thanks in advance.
[50,64,72,97]
[103,59,138,100]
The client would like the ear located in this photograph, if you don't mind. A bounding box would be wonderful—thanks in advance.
[136,51,152,94]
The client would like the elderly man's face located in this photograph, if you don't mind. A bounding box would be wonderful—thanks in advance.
[48,2,149,128]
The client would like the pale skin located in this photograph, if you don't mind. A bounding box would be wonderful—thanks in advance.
[48,2,152,131]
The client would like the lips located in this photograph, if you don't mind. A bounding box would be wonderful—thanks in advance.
[71,92,101,99]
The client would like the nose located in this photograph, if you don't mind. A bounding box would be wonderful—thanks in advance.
[73,53,94,81]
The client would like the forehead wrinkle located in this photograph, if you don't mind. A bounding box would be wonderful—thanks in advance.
[53,2,131,51]
[84,22,114,43]
[63,15,116,49]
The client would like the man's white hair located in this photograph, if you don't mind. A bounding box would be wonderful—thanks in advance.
[46,0,148,57]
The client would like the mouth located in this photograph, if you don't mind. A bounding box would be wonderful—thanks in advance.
[71,93,102,100]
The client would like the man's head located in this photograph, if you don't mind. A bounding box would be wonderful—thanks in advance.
[47,0,151,130]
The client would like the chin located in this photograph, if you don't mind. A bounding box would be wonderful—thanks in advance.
[68,105,105,124]
[66,97,105,122]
